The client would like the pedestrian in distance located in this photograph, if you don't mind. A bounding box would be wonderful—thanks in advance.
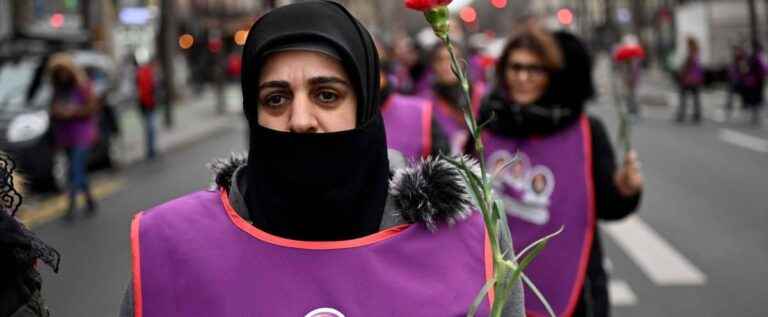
[47,53,99,220]
[134,52,160,160]
[724,45,746,120]
[121,2,523,316]
[676,37,704,123]
[377,38,450,160]
[737,41,767,126]
[422,42,487,155]
[476,24,644,316]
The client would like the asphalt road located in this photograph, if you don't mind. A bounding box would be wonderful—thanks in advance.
[30,98,768,316]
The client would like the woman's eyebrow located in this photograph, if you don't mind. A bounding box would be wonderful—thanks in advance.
[258,80,290,90]
[308,76,350,87]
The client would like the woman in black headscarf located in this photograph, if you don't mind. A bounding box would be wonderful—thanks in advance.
[122,2,522,316]
[475,25,643,317]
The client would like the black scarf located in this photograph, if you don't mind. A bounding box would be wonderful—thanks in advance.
[480,31,595,138]
[240,1,389,241]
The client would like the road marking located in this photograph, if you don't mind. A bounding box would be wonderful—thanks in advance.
[719,129,768,153]
[17,178,125,228]
[602,216,707,286]
[609,279,638,306]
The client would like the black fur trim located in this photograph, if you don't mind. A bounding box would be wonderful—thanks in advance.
[208,154,475,230]
[389,157,473,231]
[207,152,247,191]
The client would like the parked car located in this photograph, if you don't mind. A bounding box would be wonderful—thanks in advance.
[0,51,130,192]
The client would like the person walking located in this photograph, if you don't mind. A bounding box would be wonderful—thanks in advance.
[135,55,160,159]
[676,37,704,123]
[121,2,523,316]
[737,42,767,126]
[48,53,99,219]
[421,42,486,155]
[378,41,450,160]
[724,45,746,120]
[476,25,644,316]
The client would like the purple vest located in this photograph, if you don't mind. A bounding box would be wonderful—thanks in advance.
[131,190,493,317]
[482,116,595,317]
[381,94,431,160]
[53,86,97,148]
[431,83,486,155]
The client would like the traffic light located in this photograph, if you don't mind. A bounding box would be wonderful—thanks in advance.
[557,8,574,25]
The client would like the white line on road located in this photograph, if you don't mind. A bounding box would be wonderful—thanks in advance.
[719,129,768,153]
[602,216,707,286]
[609,279,638,306]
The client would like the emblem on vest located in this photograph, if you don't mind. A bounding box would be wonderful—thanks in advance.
[305,307,345,317]
[489,150,555,225]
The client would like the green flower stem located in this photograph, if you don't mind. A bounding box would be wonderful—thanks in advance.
[422,8,558,317]
[437,32,511,317]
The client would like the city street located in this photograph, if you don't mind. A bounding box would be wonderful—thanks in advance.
[23,88,767,316]
[5,0,768,316]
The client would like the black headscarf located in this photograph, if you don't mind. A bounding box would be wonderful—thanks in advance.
[240,1,389,241]
[480,31,595,137]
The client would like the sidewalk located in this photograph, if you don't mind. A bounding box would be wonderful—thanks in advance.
[114,83,243,165]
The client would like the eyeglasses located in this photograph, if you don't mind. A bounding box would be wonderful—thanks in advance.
[507,63,550,78]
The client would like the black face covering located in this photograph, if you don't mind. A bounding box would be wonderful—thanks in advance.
[240,1,389,241]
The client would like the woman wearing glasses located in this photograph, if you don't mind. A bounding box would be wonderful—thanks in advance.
[476,25,644,317]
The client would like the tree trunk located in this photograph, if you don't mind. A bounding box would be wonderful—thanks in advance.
[749,0,759,50]
[158,0,177,128]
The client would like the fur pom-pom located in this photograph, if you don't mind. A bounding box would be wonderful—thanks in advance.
[389,156,474,231]
[207,152,247,191]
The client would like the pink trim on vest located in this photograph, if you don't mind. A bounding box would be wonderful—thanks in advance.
[562,116,597,316]
[484,227,495,308]
[219,190,413,250]
[130,212,144,317]
[421,101,433,158]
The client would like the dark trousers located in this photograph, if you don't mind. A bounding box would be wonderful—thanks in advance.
[141,109,157,159]
[677,86,701,122]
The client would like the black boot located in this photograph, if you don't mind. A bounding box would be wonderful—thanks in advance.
[65,192,77,221]
[85,190,98,216]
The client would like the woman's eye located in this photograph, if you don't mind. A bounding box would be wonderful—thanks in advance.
[316,91,339,103]
[263,94,288,107]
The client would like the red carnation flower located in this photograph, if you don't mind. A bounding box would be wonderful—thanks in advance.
[405,0,453,11]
